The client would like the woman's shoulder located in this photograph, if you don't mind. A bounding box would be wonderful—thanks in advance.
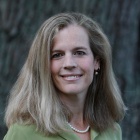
[11,123,36,133]
[4,123,64,140]
[100,123,122,140]
[4,123,47,140]
[91,123,122,140]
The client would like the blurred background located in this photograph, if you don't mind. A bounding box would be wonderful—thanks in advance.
[0,0,140,139]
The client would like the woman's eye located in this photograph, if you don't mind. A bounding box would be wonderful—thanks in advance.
[51,53,63,59]
[74,51,86,56]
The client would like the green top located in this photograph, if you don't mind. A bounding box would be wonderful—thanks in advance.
[3,123,122,140]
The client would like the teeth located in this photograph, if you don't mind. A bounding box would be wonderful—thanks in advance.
[63,75,80,80]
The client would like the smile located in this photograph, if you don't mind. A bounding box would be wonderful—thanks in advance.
[61,75,82,81]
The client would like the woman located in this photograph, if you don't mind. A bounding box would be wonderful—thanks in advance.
[4,13,126,140]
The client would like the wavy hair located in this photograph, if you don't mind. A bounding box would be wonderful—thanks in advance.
[5,12,126,135]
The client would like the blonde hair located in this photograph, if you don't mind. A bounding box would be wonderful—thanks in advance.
[5,13,126,134]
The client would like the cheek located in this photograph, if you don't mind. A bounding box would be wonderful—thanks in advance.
[50,63,58,85]
[82,59,95,72]
[82,60,95,80]
[51,62,61,86]
[51,61,58,75]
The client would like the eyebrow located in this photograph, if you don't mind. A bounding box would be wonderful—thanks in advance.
[52,46,88,52]
[73,46,88,51]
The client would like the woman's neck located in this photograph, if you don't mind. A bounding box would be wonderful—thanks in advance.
[59,93,88,127]
[60,94,90,140]
[60,93,85,113]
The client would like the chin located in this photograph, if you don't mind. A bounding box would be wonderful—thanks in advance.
[59,88,86,95]
[61,90,79,95]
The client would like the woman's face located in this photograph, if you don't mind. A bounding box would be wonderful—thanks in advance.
[51,25,99,98]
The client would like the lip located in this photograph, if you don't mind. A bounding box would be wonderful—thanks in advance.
[60,74,82,81]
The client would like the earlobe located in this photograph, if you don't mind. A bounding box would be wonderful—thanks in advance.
[94,63,100,75]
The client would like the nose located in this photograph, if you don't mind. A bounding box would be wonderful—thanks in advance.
[63,54,77,69]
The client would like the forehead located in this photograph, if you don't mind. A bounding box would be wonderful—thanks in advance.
[55,24,88,37]
[52,25,89,49]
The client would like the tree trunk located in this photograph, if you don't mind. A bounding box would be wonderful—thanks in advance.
[0,0,139,139]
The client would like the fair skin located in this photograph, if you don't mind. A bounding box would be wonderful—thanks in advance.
[51,24,99,140]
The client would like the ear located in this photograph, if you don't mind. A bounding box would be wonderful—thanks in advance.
[94,58,100,70]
